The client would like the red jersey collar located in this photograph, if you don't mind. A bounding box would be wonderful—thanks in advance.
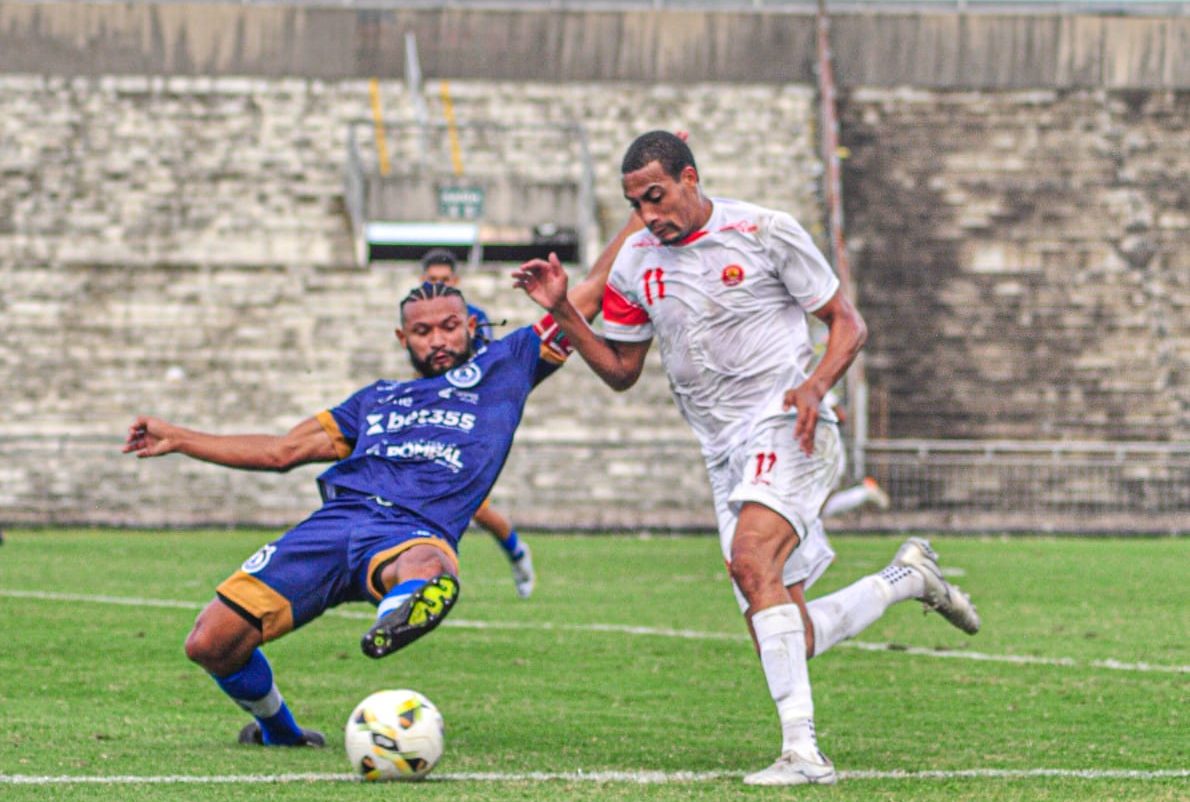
[675,228,709,246]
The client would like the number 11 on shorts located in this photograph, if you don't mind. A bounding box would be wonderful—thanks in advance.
[752,452,777,485]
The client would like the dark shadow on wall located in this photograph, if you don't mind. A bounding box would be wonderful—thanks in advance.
[839,89,1187,442]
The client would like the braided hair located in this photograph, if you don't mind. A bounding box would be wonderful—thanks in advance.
[399,281,467,323]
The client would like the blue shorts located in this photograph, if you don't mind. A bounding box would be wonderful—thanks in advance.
[215,495,458,642]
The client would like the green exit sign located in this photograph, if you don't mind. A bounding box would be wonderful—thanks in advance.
[438,186,485,220]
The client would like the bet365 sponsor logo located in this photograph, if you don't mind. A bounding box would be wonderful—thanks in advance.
[365,408,477,436]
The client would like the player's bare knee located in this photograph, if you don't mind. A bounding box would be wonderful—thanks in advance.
[184,624,230,673]
[729,547,768,600]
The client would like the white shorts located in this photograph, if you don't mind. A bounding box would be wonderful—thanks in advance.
[708,416,843,612]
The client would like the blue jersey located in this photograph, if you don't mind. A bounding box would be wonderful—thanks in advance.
[468,303,494,346]
[314,325,562,545]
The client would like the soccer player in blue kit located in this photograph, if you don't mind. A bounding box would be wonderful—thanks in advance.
[121,222,638,748]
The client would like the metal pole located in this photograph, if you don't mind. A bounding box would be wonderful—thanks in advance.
[405,31,431,166]
[815,0,867,480]
[575,124,598,270]
[367,79,392,177]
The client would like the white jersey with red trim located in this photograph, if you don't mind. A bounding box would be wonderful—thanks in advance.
[602,197,840,464]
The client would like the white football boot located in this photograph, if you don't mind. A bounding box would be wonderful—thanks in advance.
[510,544,535,599]
[893,537,981,634]
[743,749,837,786]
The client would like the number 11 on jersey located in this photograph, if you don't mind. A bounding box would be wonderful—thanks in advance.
[642,268,666,304]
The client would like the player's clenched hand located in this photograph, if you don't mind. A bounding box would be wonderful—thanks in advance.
[123,416,180,458]
[782,385,823,456]
[511,252,569,313]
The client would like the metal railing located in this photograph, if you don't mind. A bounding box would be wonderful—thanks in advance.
[858,439,1189,533]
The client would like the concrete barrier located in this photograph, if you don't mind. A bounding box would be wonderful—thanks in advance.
[0,3,1186,88]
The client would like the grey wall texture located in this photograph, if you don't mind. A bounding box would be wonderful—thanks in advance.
[0,5,1186,529]
[842,87,1188,442]
[0,75,819,529]
[1,4,1186,88]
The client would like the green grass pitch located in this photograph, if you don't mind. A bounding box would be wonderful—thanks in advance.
[0,528,1185,801]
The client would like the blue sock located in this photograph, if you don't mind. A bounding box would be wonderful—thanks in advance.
[377,578,429,619]
[213,648,303,745]
[500,529,524,561]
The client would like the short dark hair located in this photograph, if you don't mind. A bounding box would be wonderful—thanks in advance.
[399,281,466,323]
[621,131,697,181]
[419,248,458,273]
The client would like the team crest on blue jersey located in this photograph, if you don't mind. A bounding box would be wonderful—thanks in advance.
[445,362,483,389]
[242,544,277,574]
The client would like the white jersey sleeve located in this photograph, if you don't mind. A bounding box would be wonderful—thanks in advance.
[601,235,654,343]
[768,211,840,314]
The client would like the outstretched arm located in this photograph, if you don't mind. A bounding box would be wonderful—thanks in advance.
[122,414,340,471]
[513,217,651,391]
[782,289,867,455]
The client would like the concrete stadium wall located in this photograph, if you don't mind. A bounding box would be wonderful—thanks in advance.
[0,4,1186,529]
[2,73,1185,530]
[842,87,1188,441]
[0,3,1187,88]
[0,74,819,529]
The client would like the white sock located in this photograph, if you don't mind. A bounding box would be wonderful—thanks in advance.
[807,566,925,656]
[235,683,283,718]
[751,604,818,757]
[822,484,871,517]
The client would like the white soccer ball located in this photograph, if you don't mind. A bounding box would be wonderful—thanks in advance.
[344,689,445,782]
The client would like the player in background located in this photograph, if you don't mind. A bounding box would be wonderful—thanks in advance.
[419,248,535,598]
[819,390,891,517]
[122,222,636,749]
[821,475,889,517]
[514,131,979,786]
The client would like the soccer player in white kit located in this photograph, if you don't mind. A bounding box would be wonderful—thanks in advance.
[514,131,980,786]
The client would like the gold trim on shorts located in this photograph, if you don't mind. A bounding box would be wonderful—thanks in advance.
[366,538,460,601]
[216,571,295,642]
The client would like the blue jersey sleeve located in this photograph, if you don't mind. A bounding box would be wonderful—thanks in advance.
[487,320,569,387]
[316,383,377,459]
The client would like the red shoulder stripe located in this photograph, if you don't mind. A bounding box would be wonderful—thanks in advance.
[602,284,650,326]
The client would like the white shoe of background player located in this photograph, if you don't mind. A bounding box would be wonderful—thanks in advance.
[893,537,981,634]
[743,749,838,786]
[862,476,891,509]
[510,544,535,599]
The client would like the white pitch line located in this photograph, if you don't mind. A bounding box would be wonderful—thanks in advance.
[0,588,202,610]
[2,588,1186,674]
[1,768,1187,785]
